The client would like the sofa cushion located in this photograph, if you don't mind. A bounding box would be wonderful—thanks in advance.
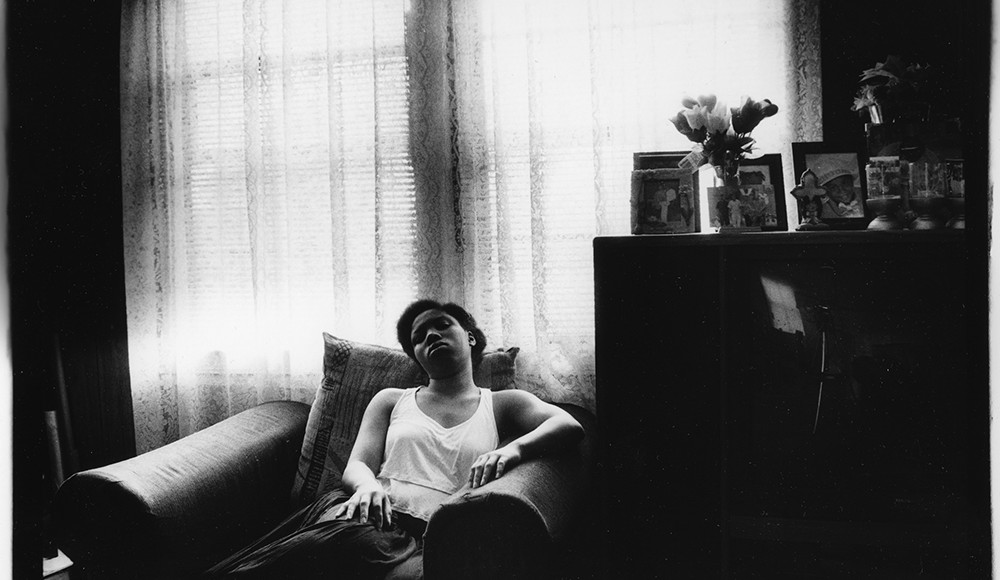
[292,333,518,504]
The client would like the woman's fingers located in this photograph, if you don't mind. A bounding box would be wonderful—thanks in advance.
[470,454,505,488]
[469,458,480,487]
[359,495,371,524]
[470,456,484,488]
[349,489,392,528]
[334,487,394,528]
[480,456,497,486]
[382,495,393,529]
[369,491,389,528]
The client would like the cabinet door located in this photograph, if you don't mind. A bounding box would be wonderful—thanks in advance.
[722,241,972,577]
[596,243,724,577]
[595,234,985,578]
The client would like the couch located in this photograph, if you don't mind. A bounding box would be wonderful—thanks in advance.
[54,334,598,579]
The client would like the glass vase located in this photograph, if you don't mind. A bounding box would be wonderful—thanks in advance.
[714,152,742,189]
[710,153,746,230]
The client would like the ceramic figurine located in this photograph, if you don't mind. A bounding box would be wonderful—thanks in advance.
[791,169,829,230]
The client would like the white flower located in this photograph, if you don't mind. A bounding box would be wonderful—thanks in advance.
[704,100,732,135]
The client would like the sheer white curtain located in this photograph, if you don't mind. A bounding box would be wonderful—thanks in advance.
[122,0,820,452]
[121,0,436,451]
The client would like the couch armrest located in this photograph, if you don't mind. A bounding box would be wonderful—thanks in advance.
[423,403,597,580]
[54,400,310,580]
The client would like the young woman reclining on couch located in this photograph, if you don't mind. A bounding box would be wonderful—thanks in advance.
[204,299,585,579]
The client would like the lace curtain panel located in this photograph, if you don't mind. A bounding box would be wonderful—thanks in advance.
[121,0,821,453]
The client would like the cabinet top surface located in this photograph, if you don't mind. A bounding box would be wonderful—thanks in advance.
[594,230,967,250]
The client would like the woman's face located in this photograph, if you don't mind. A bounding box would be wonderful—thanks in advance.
[410,309,473,377]
[825,174,856,204]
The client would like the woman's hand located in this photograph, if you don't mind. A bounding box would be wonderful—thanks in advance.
[469,445,522,488]
[331,480,393,529]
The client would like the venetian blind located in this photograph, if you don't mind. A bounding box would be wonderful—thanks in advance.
[178,0,416,355]
[125,0,425,448]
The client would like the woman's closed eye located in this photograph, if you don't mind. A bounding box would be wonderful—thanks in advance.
[412,318,452,346]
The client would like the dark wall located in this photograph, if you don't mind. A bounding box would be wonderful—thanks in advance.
[9,2,133,577]
[819,0,992,233]
[820,1,971,143]
[819,0,993,571]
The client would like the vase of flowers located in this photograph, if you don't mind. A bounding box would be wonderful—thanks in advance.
[669,95,778,231]
[852,55,932,126]
[669,94,779,188]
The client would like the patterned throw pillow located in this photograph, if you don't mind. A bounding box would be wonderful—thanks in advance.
[291,333,519,505]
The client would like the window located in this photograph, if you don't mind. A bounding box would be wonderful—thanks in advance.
[123,0,818,450]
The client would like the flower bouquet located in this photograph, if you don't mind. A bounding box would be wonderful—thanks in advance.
[851,55,931,124]
[669,94,778,185]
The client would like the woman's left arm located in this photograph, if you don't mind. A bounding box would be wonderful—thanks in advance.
[469,390,584,488]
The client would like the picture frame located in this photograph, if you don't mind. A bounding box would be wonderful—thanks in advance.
[791,141,869,230]
[633,150,689,171]
[630,167,699,234]
[705,154,788,231]
[945,159,964,197]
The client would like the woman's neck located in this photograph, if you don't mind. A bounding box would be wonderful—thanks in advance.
[425,364,477,397]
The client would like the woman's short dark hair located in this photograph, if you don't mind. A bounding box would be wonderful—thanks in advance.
[396,299,487,365]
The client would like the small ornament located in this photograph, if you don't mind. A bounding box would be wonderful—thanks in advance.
[791,169,829,230]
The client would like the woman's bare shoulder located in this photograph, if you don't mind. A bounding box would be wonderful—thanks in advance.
[491,388,543,410]
[367,387,409,411]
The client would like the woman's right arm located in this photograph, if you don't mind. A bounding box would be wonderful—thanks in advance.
[331,388,401,528]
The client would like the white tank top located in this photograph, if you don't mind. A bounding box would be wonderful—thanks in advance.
[377,387,499,522]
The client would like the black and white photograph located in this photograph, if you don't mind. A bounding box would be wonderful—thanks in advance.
[707,154,787,231]
[793,142,869,229]
[10,2,994,579]
[630,168,699,234]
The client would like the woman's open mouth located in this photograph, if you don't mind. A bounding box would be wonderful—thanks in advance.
[428,341,448,355]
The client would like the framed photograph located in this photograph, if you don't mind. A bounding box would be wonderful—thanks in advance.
[630,168,699,234]
[945,159,964,197]
[791,142,869,230]
[706,154,788,231]
[633,150,689,170]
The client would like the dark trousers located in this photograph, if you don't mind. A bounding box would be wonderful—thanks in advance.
[204,488,425,580]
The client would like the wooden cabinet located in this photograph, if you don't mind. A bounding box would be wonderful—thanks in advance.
[594,231,989,578]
